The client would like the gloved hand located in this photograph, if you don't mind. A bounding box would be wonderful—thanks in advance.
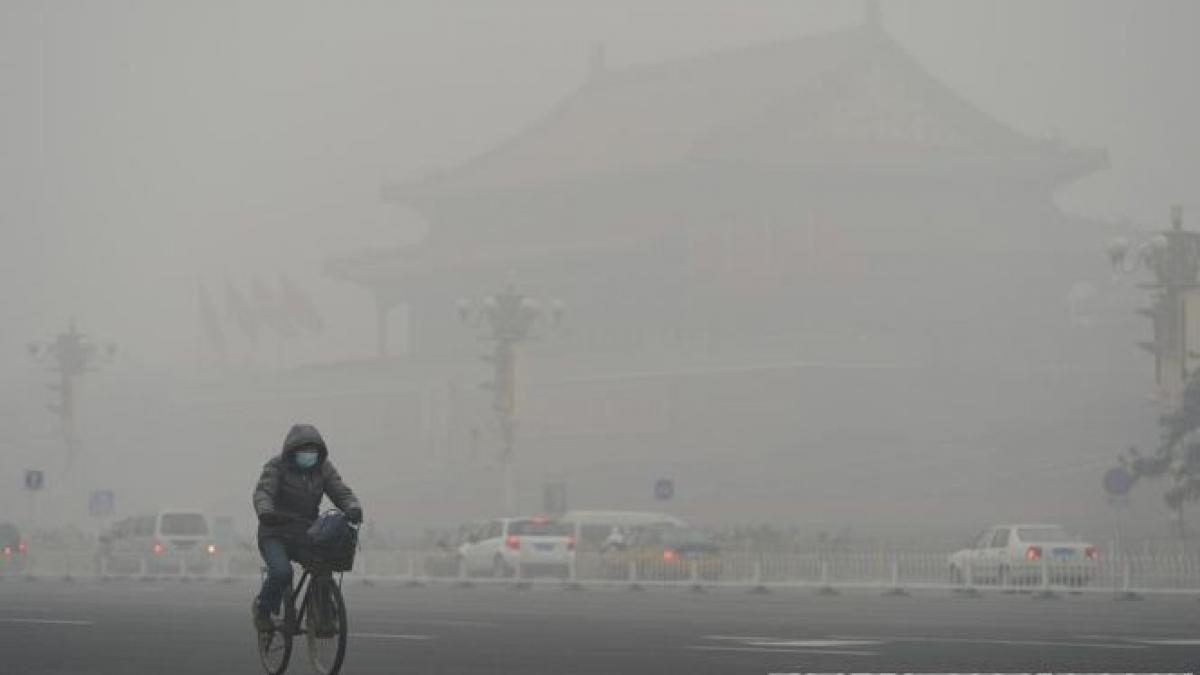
[258,511,287,527]
[344,507,363,525]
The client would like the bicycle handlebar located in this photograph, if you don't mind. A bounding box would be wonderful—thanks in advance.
[262,510,361,528]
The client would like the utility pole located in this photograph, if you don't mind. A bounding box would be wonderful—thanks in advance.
[458,285,563,513]
[28,320,116,468]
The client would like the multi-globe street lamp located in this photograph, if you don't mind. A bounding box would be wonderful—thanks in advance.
[27,320,116,468]
[457,285,563,512]
[1107,205,1200,405]
[1108,205,1198,537]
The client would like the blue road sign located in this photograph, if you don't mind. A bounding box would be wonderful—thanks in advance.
[654,478,674,501]
[1104,467,1135,496]
[89,490,115,517]
[24,470,44,491]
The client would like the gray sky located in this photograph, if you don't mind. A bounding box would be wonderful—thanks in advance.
[1,0,1198,371]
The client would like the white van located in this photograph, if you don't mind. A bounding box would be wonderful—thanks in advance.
[99,510,218,574]
[560,510,686,553]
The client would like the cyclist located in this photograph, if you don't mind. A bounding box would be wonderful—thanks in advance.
[252,424,363,632]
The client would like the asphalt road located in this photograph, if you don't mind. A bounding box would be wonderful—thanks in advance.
[1,577,1197,674]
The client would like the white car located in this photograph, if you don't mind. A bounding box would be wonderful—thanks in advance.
[457,517,574,579]
[99,510,219,575]
[948,524,1098,587]
[560,510,686,553]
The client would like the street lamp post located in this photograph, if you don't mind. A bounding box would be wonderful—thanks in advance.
[457,285,563,513]
[1110,205,1198,536]
[1109,205,1200,405]
[28,320,116,468]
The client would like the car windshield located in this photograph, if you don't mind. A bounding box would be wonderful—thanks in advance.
[1016,526,1072,542]
[160,513,209,536]
[508,520,570,536]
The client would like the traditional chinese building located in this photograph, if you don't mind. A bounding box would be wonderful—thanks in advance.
[319,12,1147,533]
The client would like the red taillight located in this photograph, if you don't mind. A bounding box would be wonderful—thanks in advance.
[663,548,677,562]
[505,536,520,551]
[566,537,575,552]
[1025,546,1042,561]
[16,542,26,554]
[152,542,165,555]
[1085,546,1098,561]
[2,546,10,557]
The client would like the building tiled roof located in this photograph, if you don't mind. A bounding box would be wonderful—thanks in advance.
[391,23,1104,204]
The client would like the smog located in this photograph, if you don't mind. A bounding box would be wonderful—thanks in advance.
[1,2,1198,673]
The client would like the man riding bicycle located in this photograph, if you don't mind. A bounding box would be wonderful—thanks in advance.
[252,424,362,632]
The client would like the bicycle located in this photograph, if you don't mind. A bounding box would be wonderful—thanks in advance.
[256,514,356,675]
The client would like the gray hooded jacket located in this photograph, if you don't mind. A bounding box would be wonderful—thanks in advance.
[253,424,360,540]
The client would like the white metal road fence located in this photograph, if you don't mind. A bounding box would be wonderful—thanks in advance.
[7,548,1199,599]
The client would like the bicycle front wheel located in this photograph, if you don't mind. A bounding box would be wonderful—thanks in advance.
[257,602,294,675]
[304,576,348,675]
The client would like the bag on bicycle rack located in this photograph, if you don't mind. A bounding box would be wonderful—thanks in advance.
[306,510,358,571]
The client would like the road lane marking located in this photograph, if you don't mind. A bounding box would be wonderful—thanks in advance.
[356,617,496,628]
[695,637,878,657]
[689,646,878,657]
[827,634,1145,650]
[705,636,879,649]
[0,618,93,626]
[409,619,496,628]
[704,636,782,642]
[351,633,434,640]
[1078,634,1200,645]
[745,640,879,649]
[705,634,878,648]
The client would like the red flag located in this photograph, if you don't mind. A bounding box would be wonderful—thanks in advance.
[279,274,324,334]
[225,278,259,344]
[253,276,299,338]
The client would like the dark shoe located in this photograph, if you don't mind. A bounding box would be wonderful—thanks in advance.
[252,599,274,633]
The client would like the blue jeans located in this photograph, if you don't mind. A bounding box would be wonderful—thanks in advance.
[257,537,298,615]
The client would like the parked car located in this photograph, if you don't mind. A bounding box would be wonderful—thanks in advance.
[98,510,219,575]
[560,510,687,553]
[457,516,574,579]
[948,524,1098,587]
[0,522,28,574]
[601,523,721,581]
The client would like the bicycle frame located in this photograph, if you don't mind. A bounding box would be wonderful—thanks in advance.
[289,565,343,634]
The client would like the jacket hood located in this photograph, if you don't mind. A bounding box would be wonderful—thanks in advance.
[281,424,329,466]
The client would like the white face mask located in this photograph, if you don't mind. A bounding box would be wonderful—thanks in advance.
[294,450,320,469]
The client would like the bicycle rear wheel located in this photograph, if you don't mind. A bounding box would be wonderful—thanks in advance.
[257,601,294,675]
[304,576,348,675]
